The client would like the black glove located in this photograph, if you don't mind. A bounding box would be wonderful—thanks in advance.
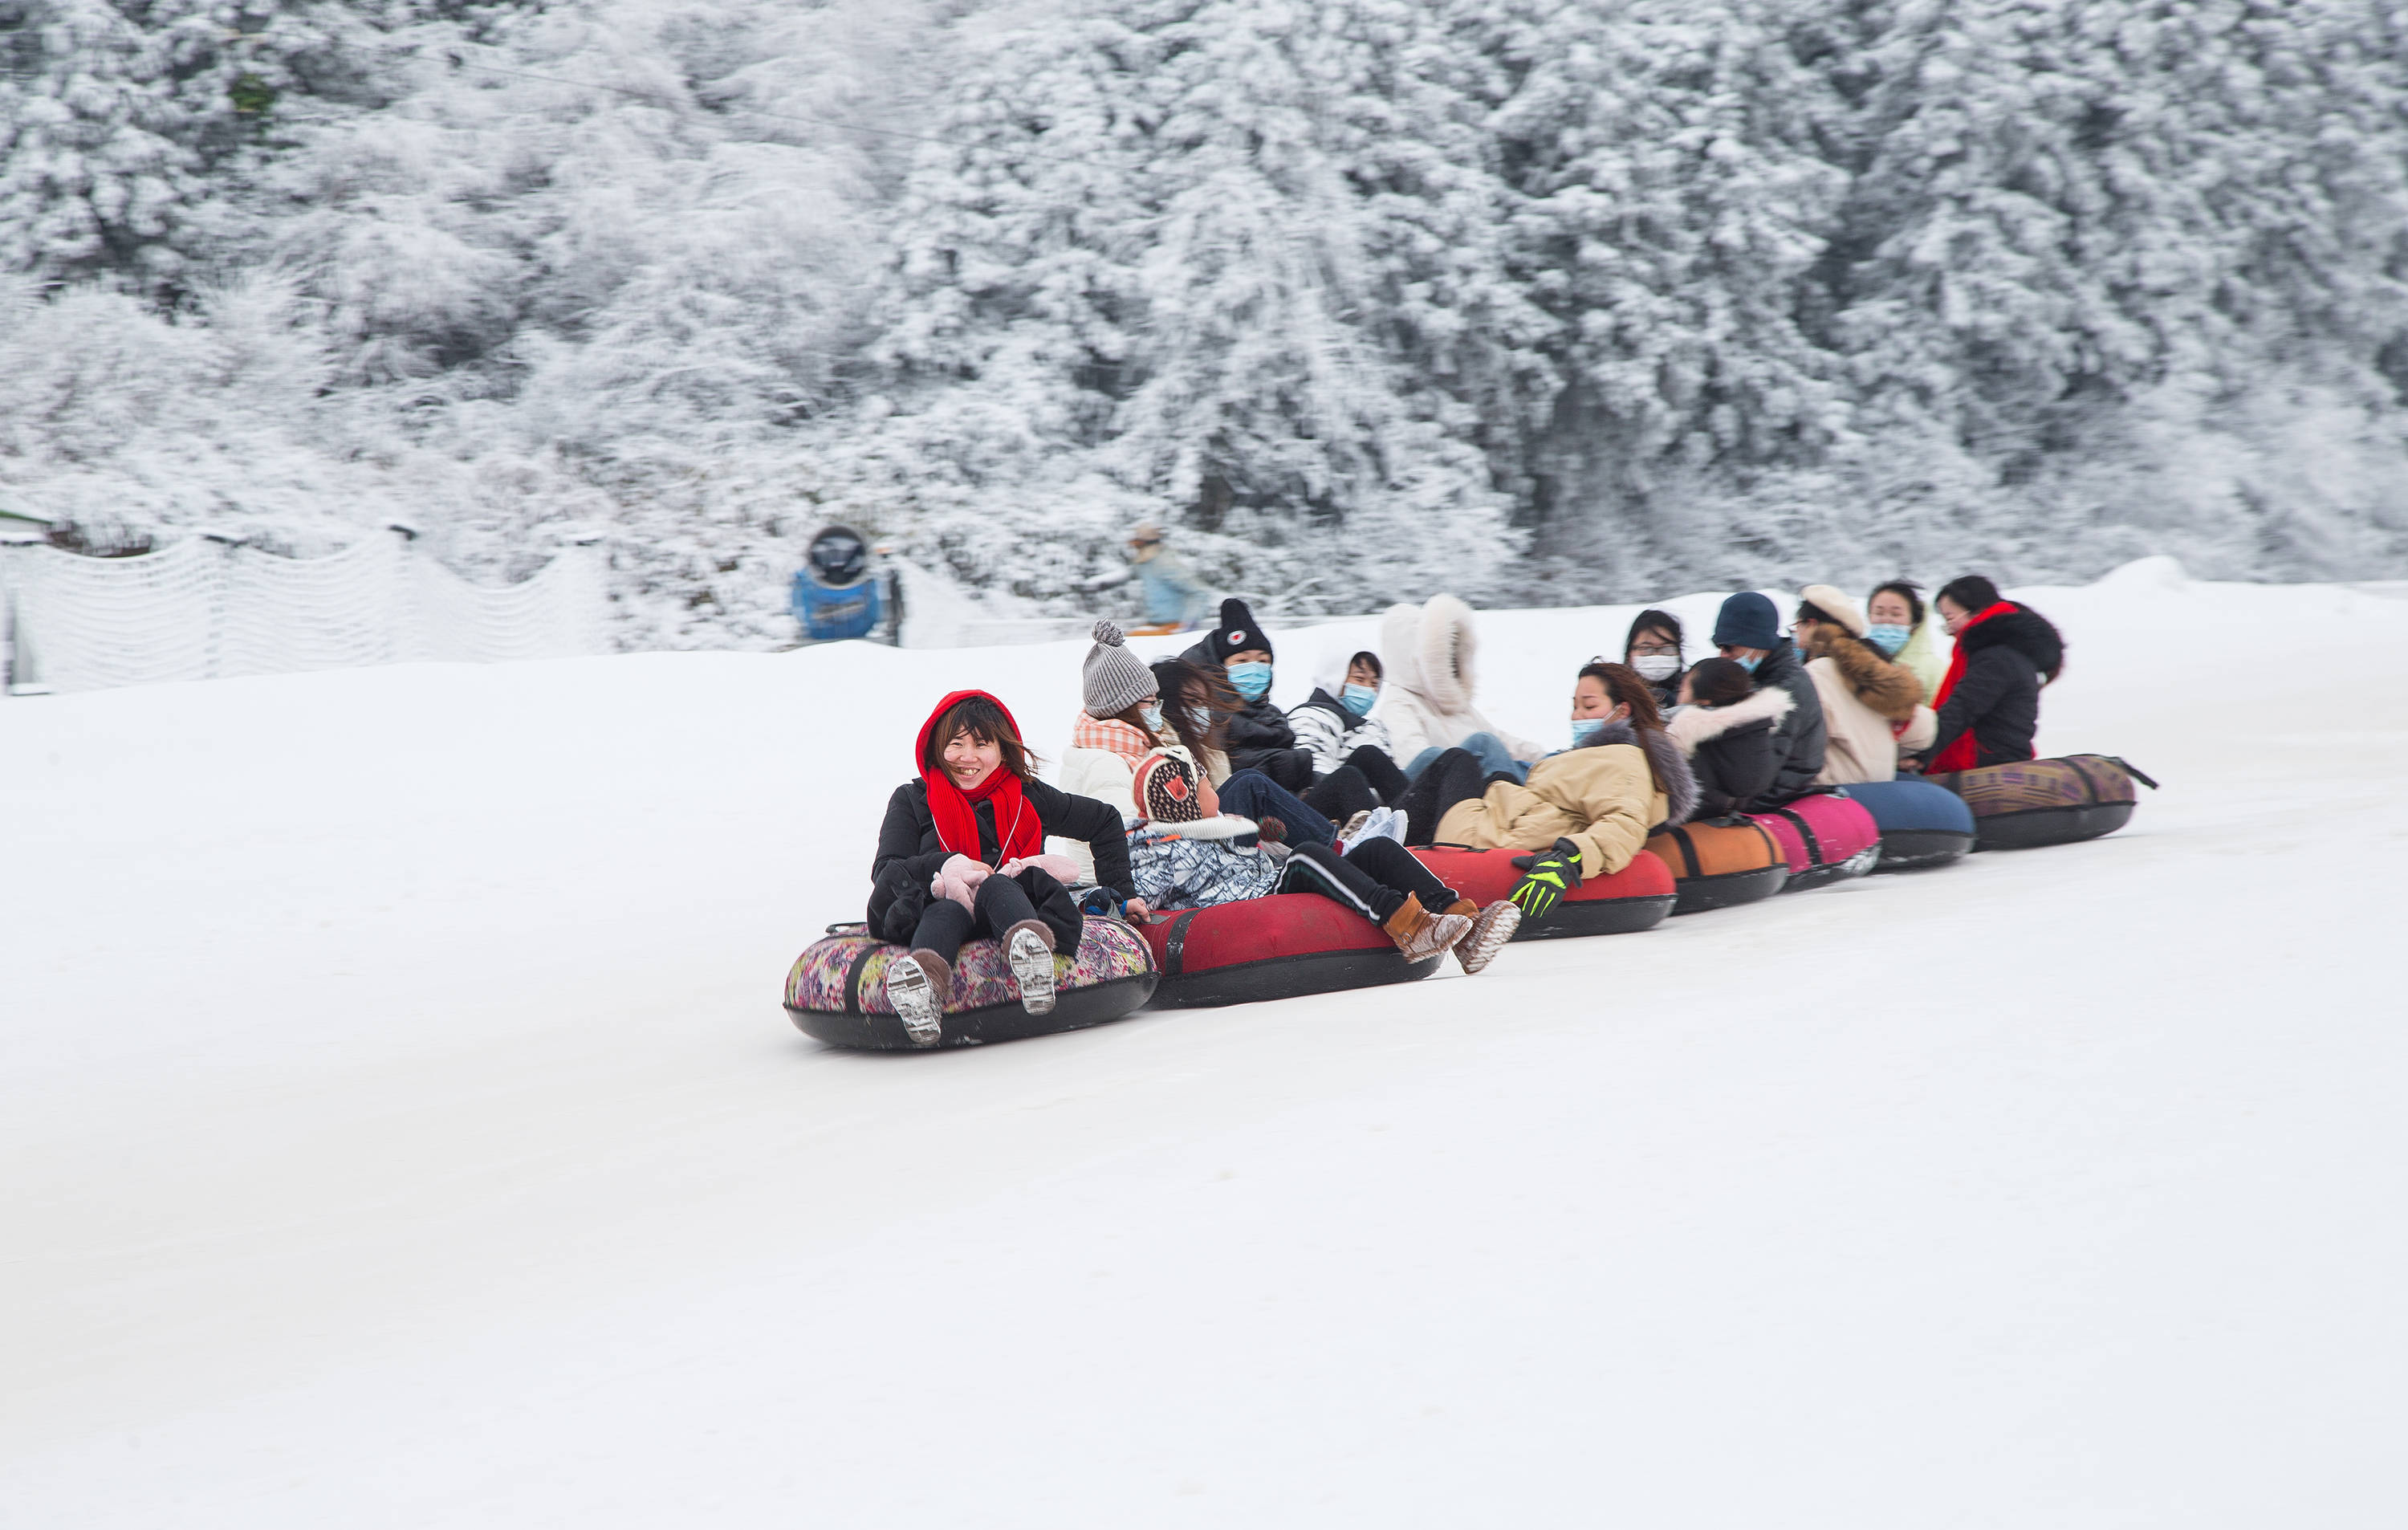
[1507,838,1584,919]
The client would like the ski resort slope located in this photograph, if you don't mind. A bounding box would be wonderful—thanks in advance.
[3,560,2405,1526]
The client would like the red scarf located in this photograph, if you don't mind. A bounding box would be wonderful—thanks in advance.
[915,690,1043,865]
[1929,602,2018,773]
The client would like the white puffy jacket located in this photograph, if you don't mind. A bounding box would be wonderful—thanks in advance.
[1368,595,1549,766]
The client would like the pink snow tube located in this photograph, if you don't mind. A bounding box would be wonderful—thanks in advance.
[1746,793,1881,891]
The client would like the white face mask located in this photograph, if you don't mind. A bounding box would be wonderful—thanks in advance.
[1632,653,1680,682]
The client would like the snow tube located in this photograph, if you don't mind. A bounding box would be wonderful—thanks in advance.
[1643,819,1788,914]
[1411,844,1675,939]
[1847,779,1977,871]
[1747,793,1881,893]
[1140,893,1440,1009]
[784,920,1157,1049]
[1930,755,2157,851]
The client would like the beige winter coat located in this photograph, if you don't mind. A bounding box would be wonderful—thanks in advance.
[1369,594,1550,766]
[1801,627,1937,785]
[1435,742,1666,879]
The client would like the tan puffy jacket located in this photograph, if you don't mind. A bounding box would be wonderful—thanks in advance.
[1803,628,1938,786]
[1434,742,1666,879]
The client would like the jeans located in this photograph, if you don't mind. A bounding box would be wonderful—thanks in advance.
[1215,768,1337,847]
[1405,731,1527,785]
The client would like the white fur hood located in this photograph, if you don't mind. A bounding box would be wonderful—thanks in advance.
[1378,593,1477,713]
[1664,686,1794,755]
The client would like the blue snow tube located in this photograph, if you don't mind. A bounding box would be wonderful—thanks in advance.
[1849,778,1977,872]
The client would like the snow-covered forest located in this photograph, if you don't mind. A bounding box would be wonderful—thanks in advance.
[6,0,2407,646]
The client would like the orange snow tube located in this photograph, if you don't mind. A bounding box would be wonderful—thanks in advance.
[1643,818,1789,914]
[1410,845,1675,939]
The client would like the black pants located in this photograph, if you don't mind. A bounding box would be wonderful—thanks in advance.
[1302,746,1410,820]
[1397,747,1499,846]
[1235,746,1316,793]
[906,868,1082,966]
[1277,837,1462,926]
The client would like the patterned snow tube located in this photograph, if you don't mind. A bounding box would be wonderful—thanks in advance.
[1930,755,2154,851]
[1139,893,1441,1009]
[1642,818,1788,914]
[1410,844,1675,939]
[1747,793,1882,893]
[1847,779,1978,871]
[784,920,1157,1049]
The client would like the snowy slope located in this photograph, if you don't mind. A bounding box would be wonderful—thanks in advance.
[3,560,2406,1525]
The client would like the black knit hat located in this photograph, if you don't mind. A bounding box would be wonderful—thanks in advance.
[1204,598,1271,665]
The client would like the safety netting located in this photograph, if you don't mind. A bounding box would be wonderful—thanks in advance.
[1,532,610,694]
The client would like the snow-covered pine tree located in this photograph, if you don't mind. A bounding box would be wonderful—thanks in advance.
[834,0,1532,615]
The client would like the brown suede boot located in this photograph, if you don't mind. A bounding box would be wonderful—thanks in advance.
[1382,893,1471,963]
[1449,899,1522,975]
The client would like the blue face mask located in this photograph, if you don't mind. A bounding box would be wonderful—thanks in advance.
[1737,655,1763,674]
[1866,624,1910,657]
[1340,682,1377,716]
[1187,704,1213,734]
[1139,703,1165,734]
[1568,717,1606,747]
[1226,661,1272,701]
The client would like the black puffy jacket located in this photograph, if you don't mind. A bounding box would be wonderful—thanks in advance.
[1930,605,2064,767]
[867,777,1133,934]
[1750,638,1828,808]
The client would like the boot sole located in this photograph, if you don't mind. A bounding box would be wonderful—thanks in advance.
[1456,904,1522,974]
[1008,928,1058,1015]
[885,960,946,1046]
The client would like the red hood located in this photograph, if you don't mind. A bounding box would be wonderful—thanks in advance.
[914,689,1022,784]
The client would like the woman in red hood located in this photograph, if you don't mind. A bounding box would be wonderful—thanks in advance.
[868,691,1141,1040]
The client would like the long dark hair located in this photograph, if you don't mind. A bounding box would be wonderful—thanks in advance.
[925,694,1035,780]
[1937,574,2003,614]
[1149,656,1237,759]
[1869,580,1926,629]
[1576,660,1670,796]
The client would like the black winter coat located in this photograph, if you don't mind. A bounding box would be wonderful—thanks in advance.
[1751,638,1828,807]
[1929,605,2064,768]
[867,777,1134,934]
[1690,718,1781,818]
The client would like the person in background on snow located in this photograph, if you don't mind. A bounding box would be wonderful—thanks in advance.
[1665,657,1793,818]
[1125,521,1210,633]
[1180,597,1316,792]
[1151,653,1340,848]
[1917,575,2066,773]
[1373,594,1551,783]
[1790,584,1935,785]
[1710,591,1826,807]
[1128,752,1523,974]
[869,691,1144,1042]
[1399,662,1695,924]
[1287,646,1409,824]
[1623,609,1688,714]
[1865,580,1950,699]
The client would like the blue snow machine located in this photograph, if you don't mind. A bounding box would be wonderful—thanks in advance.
[791,525,896,644]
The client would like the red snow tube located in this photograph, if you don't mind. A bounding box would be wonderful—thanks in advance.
[1747,793,1882,892]
[1139,893,1440,1009]
[1410,844,1675,939]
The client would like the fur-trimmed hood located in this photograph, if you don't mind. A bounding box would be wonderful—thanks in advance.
[1957,604,2065,683]
[1379,594,1478,712]
[1572,718,1700,828]
[1804,625,1924,720]
[1664,686,1793,755]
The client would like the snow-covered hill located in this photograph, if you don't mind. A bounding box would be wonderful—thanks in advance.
[3,563,2405,1524]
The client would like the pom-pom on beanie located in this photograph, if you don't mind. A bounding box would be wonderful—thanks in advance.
[1711,591,1782,651]
[1084,621,1159,718]
[1204,597,1271,665]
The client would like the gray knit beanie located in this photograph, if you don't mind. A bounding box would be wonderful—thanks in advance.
[1083,620,1158,717]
